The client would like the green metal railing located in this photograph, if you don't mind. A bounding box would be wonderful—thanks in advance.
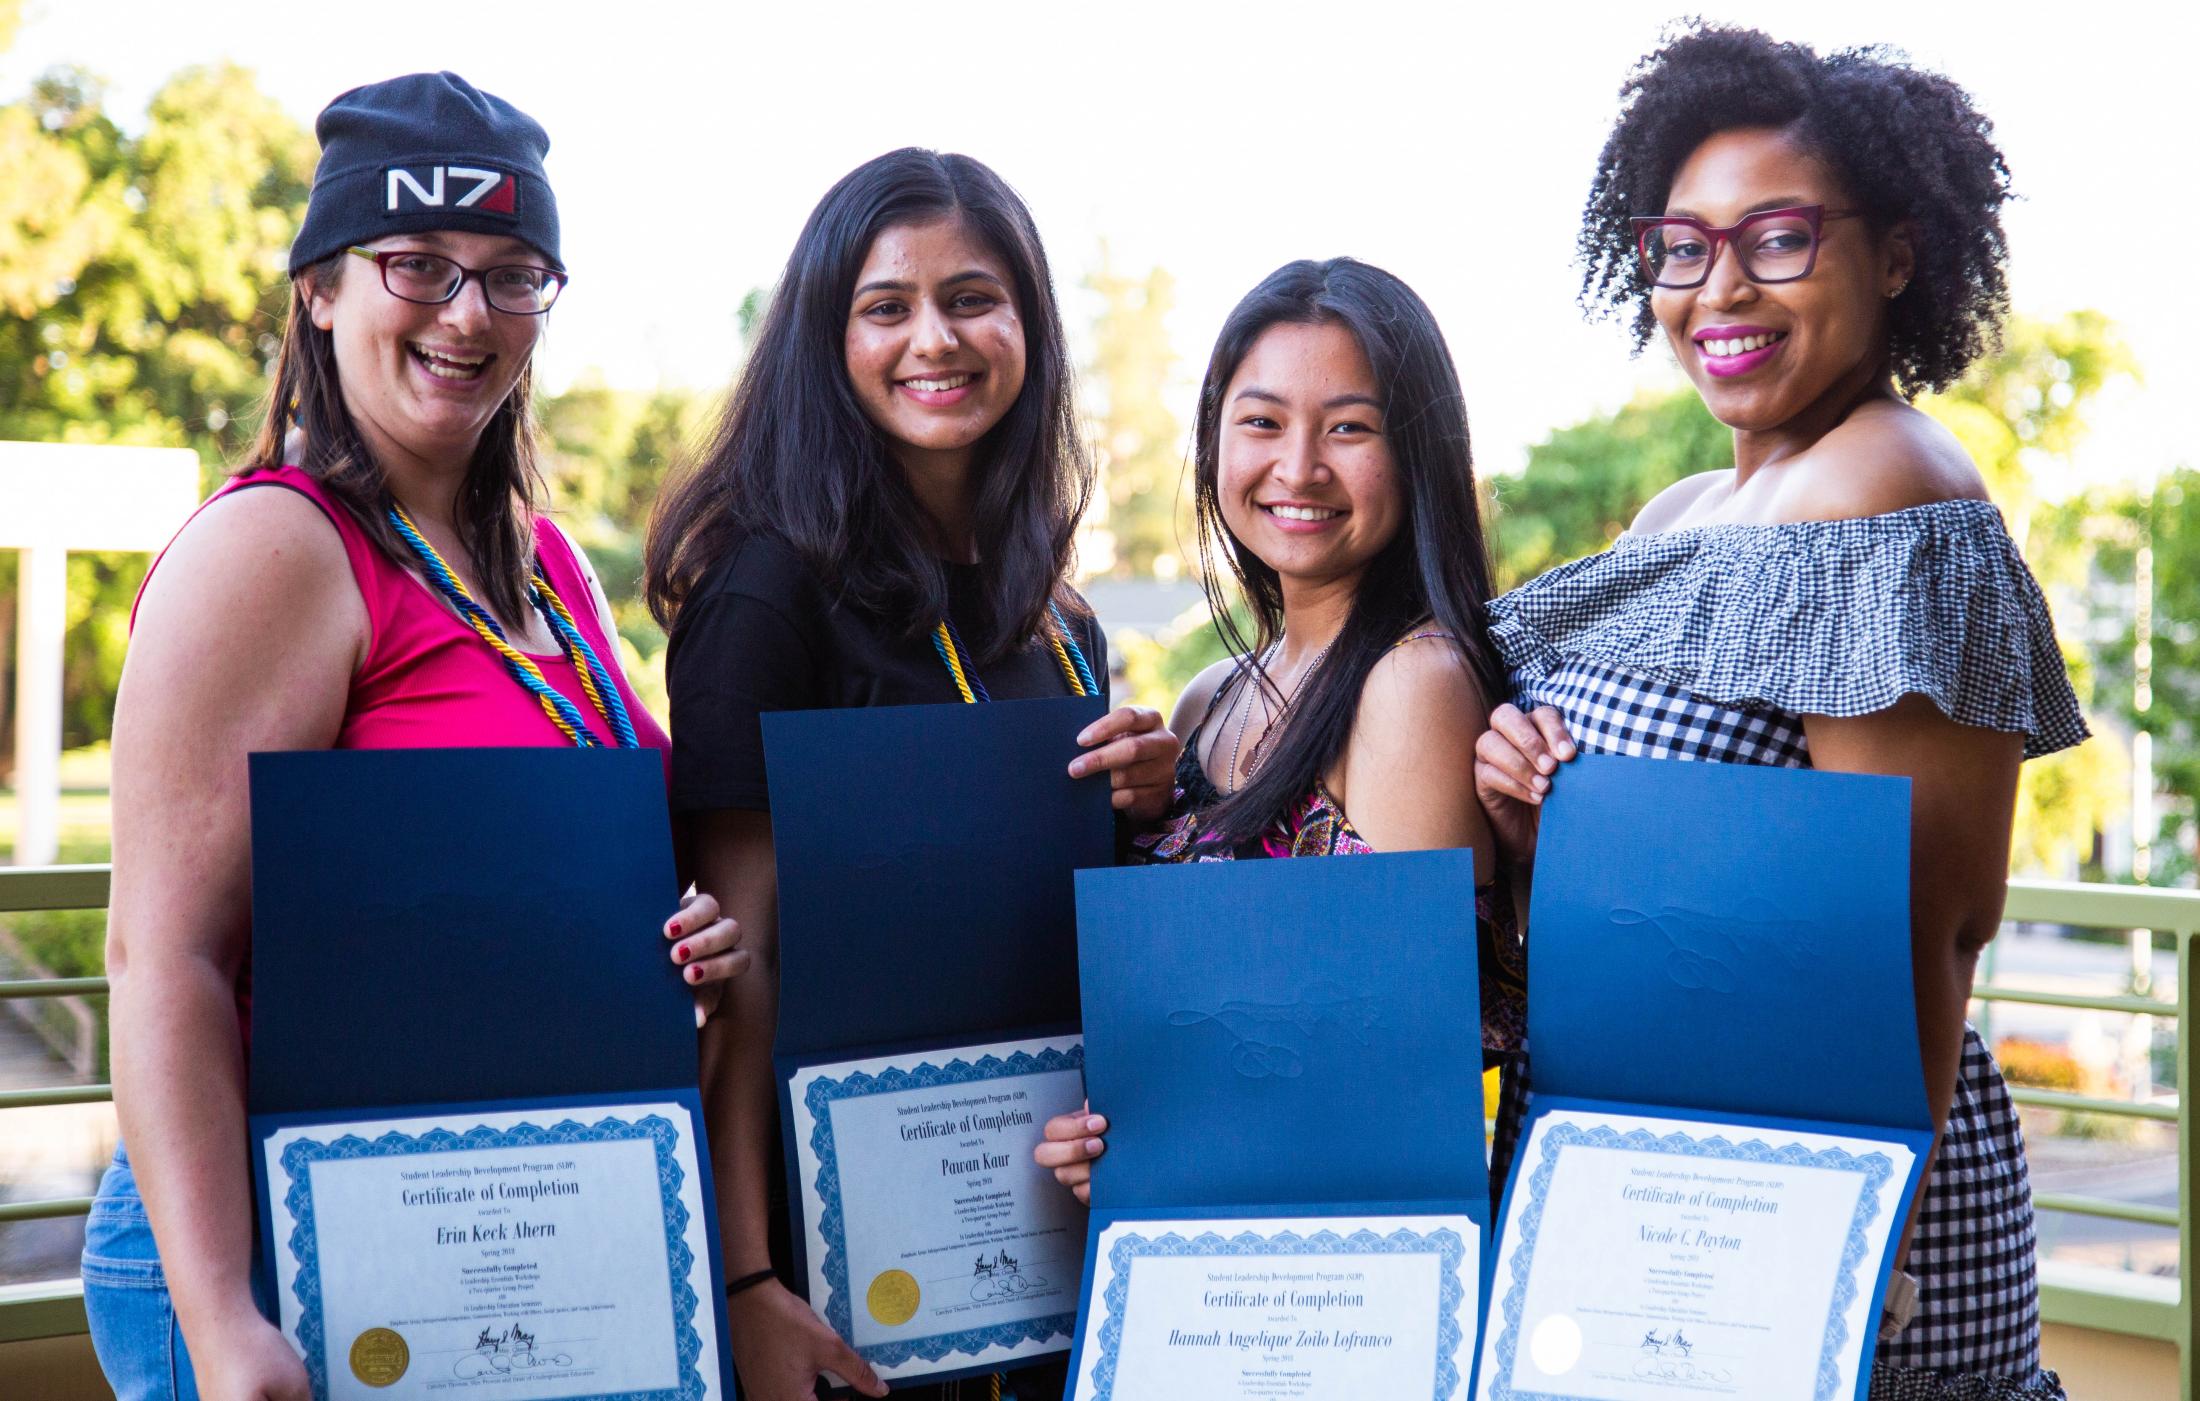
[4,869,2200,1387]
[1987,877,2200,1387]
[0,863,111,1346]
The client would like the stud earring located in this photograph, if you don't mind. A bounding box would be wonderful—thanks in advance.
[1887,280,1910,300]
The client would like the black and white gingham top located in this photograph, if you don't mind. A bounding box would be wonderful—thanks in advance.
[1490,498,2084,1398]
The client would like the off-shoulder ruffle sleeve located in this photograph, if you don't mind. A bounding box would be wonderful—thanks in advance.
[1486,498,2089,759]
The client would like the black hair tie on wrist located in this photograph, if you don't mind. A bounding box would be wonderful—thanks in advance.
[726,1268,778,1298]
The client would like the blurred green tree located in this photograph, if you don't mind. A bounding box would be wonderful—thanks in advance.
[1919,312,2140,877]
[0,61,312,759]
[1082,247,1188,580]
[537,379,716,717]
[1489,389,1728,590]
[2088,471,2198,884]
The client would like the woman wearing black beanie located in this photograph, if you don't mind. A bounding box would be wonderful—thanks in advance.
[84,73,738,1400]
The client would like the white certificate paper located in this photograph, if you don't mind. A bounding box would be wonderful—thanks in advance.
[1477,1109,1917,1400]
[787,1033,1089,1380]
[1069,1213,1478,1401]
[260,1100,721,1400]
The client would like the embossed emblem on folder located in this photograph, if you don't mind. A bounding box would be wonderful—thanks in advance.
[1610,900,1825,995]
[1168,978,1379,1079]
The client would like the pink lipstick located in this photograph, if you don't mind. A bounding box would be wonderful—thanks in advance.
[1692,324,1788,380]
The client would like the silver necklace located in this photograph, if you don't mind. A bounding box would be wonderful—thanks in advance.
[1224,636,1333,793]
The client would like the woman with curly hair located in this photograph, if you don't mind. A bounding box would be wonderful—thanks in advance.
[1474,25,2084,1397]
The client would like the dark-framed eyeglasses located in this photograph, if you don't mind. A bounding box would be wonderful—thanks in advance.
[1629,205,1862,290]
[345,246,568,314]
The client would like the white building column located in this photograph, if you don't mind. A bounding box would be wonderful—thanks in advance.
[1,442,201,868]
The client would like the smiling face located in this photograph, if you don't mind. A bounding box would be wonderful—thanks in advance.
[1215,320,1403,594]
[307,229,547,470]
[1651,127,1912,434]
[844,217,1026,476]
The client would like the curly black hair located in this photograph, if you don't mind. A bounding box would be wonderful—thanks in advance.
[1580,23,2013,395]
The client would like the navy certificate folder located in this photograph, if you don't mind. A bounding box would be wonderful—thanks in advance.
[761,696,1113,1386]
[1524,753,1932,1134]
[248,748,688,1113]
[1074,850,1489,1213]
[764,695,1113,1058]
[1067,852,1489,1398]
[1477,753,1936,1400]
[246,747,731,1398]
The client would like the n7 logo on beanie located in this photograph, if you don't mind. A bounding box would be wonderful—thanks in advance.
[384,166,518,215]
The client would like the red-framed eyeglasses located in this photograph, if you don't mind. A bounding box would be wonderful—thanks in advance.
[1629,205,1862,290]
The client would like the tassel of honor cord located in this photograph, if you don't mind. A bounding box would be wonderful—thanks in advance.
[387,503,639,748]
[931,602,1097,704]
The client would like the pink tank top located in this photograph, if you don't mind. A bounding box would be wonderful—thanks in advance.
[141,465,671,757]
[135,466,672,1039]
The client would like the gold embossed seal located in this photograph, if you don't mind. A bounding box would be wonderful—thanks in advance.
[866,1269,920,1326]
[349,1327,409,1387]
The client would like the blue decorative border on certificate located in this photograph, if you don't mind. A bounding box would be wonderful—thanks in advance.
[1085,1225,1470,1401]
[279,1114,705,1401]
[804,1045,1083,1367]
[1487,1121,1896,1401]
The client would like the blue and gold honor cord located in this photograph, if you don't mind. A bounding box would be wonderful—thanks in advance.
[388,504,640,749]
[931,602,1097,703]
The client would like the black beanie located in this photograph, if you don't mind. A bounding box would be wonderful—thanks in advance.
[289,71,561,274]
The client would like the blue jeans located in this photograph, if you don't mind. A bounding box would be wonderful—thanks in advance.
[81,1143,253,1401]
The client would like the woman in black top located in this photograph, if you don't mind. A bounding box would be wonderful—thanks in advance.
[646,148,1179,1401]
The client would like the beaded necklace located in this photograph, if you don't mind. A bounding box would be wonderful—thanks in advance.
[387,503,640,749]
[930,601,1098,703]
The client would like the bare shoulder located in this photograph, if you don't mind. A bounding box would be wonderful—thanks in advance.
[1355,634,1493,741]
[1629,470,1732,535]
[1774,400,1988,524]
[160,483,352,582]
[133,484,367,669]
[1333,632,1495,855]
[1169,656,1241,740]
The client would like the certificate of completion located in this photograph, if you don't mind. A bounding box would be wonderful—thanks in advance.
[1477,1109,1917,1400]
[1069,1213,1478,1401]
[260,1100,721,1400]
[787,1033,1089,1380]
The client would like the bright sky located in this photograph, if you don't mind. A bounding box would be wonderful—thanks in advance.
[6,0,2191,492]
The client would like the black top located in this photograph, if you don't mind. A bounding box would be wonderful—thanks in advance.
[665,532,1109,813]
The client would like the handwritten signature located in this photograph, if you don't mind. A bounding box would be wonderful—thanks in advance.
[453,1323,576,1379]
[969,1250,1047,1303]
[1633,1355,1737,1385]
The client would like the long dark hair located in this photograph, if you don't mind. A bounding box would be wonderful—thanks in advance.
[645,149,1090,662]
[1192,258,1504,846]
[239,252,546,623]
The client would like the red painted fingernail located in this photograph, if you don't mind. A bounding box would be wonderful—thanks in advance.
[666,920,681,937]
[687,965,703,983]
[675,943,690,963]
